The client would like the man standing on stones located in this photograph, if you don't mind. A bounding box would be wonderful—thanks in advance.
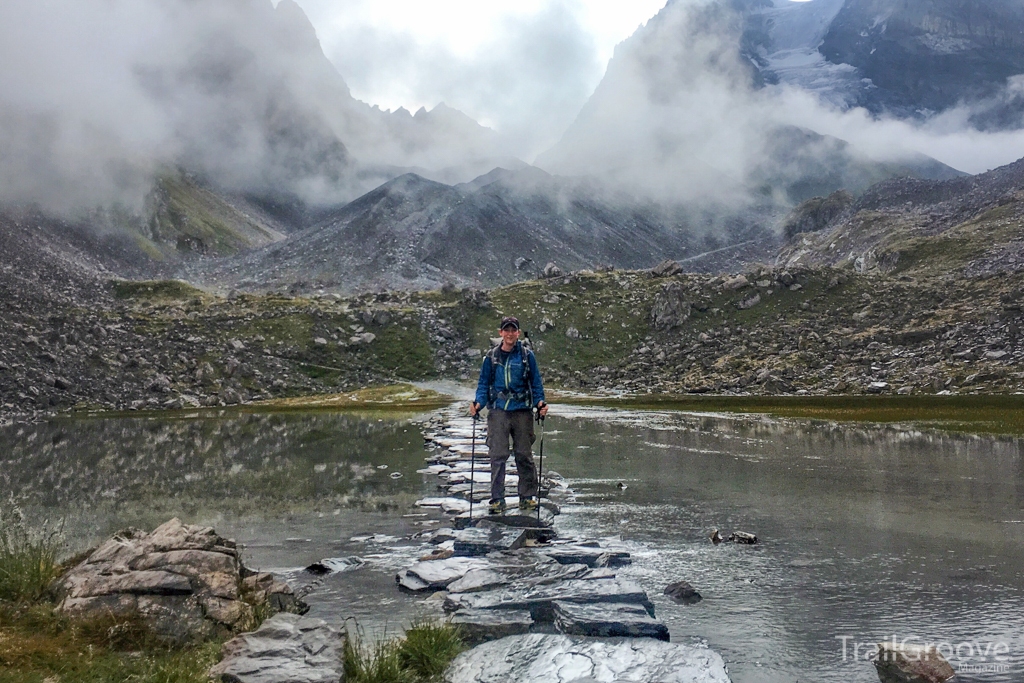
[470,316,549,514]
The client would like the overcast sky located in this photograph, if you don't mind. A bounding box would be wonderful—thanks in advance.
[289,0,670,157]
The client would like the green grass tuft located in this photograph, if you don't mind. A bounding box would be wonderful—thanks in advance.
[344,620,465,683]
[397,619,467,680]
[0,498,64,604]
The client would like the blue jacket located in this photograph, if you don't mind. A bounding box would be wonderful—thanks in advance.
[474,342,546,412]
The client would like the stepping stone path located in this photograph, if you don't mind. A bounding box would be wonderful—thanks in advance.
[401,408,677,648]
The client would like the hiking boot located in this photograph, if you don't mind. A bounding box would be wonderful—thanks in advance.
[488,500,506,515]
[518,497,538,511]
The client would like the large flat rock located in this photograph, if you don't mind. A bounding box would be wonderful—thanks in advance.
[451,609,535,646]
[444,634,732,683]
[553,601,669,641]
[541,544,631,568]
[444,578,653,615]
[454,508,555,530]
[453,526,529,556]
[209,613,342,683]
[397,557,491,592]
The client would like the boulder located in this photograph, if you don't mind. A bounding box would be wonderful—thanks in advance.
[874,643,955,683]
[542,263,564,278]
[737,293,761,310]
[650,283,692,330]
[209,613,342,683]
[443,634,732,683]
[664,581,702,605]
[55,519,306,644]
[651,260,684,278]
[723,275,750,291]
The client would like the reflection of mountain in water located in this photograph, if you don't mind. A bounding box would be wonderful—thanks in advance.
[0,413,426,515]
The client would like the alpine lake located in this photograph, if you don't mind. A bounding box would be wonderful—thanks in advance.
[3,397,1023,683]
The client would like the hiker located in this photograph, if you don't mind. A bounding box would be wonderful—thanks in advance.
[470,316,549,514]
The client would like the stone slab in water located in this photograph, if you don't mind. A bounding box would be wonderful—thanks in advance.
[444,578,653,615]
[397,557,491,592]
[553,601,669,641]
[448,569,509,594]
[541,544,631,568]
[454,508,555,530]
[209,613,342,683]
[451,609,536,646]
[443,634,732,683]
[453,526,529,556]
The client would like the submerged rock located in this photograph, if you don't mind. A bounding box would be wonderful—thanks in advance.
[874,643,955,683]
[664,580,703,605]
[444,634,732,683]
[55,518,306,644]
[209,613,342,683]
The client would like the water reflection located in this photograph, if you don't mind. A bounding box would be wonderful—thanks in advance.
[2,406,1023,682]
[541,407,1024,683]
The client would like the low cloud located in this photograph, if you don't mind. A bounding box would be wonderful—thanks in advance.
[536,0,1024,206]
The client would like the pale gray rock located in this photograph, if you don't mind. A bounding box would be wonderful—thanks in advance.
[209,613,342,683]
[444,634,732,683]
[651,260,683,278]
[448,569,509,594]
[55,518,306,643]
[553,602,669,641]
[397,557,491,592]
[454,508,555,529]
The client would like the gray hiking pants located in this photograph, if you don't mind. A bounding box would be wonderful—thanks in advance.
[487,408,537,502]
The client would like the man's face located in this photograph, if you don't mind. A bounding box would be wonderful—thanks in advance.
[500,326,520,345]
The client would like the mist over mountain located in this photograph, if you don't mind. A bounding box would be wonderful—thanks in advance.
[183,167,778,295]
[0,0,513,216]
[538,0,1024,208]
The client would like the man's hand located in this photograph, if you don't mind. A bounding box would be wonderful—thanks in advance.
[469,402,480,417]
[538,401,549,418]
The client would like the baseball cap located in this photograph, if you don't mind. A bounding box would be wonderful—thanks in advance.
[500,316,520,330]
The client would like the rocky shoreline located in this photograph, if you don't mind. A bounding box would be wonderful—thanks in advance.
[3,261,1023,428]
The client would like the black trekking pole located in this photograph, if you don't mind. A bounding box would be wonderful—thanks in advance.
[535,409,545,523]
[469,408,479,522]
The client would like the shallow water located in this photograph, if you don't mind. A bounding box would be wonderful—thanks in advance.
[3,406,1023,682]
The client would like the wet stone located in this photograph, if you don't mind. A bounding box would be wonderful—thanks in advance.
[444,634,732,683]
[453,526,529,556]
[454,508,555,530]
[444,577,654,615]
[553,601,668,641]
[396,557,491,593]
[451,609,536,646]
[541,544,631,568]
